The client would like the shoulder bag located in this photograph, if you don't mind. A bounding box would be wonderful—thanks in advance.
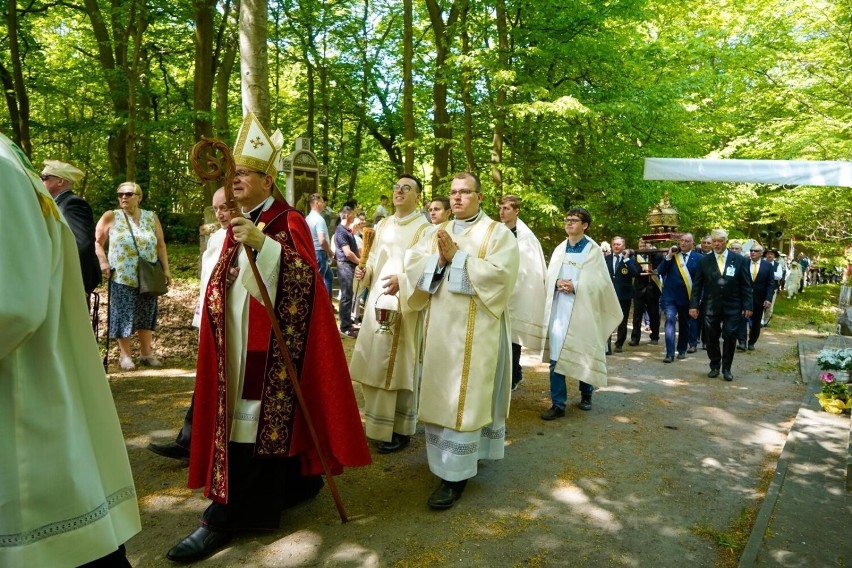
[123,211,168,297]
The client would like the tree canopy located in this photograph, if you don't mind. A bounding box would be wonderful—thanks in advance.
[2,0,849,257]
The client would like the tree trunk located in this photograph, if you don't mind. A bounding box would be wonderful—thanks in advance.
[192,0,216,142]
[490,0,509,192]
[215,21,239,142]
[240,0,270,125]
[425,0,462,191]
[5,0,31,156]
[459,2,475,173]
[402,0,415,174]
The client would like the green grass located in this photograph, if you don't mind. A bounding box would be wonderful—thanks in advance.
[767,284,840,332]
[167,243,202,282]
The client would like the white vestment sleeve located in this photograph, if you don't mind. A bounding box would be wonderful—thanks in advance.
[416,253,445,293]
[241,236,281,305]
[447,251,474,295]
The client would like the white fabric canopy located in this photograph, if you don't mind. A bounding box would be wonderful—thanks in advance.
[644,158,852,187]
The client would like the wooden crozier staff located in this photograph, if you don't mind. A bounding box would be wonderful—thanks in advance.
[351,227,376,320]
[190,137,349,523]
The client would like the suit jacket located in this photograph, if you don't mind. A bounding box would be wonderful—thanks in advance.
[690,250,753,316]
[607,253,641,300]
[747,258,776,307]
[657,250,701,307]
[55,190,101,294]
[634,252,663,296]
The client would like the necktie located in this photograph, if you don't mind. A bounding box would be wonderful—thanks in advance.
[682,253,688,263]
[717,253,725,273]
[752,262,759,281]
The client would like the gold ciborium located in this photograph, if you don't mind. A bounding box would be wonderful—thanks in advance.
[374,293,400,334]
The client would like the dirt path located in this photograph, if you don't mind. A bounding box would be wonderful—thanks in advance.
[115,321,812,567]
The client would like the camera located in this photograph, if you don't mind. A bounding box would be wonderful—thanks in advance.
[670,245,681,253]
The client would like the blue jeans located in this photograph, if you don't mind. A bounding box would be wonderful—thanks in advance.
[549,360,593,410]
[315,250,333,299]
[662,300,690,357]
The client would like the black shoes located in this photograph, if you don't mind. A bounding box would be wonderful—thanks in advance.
[676,352,686,360]
[747,343,755,351]
[377,433,411,454]
[167,526,231,563]
[428,479,466,509]
[627,340,640,347]
[340,327,359,338]
[540,406,566,420]
[707,368,720,378]
[686,345,697,354]
[737,341,747,351]
[649,339,659,345]
[511,378,525,391]
[148,441,190,460]
[578,393,592,411]
[723,370,734,381]
[663,356,674,363]
[614,345,623,353]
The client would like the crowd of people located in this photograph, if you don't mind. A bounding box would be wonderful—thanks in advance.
[3,115,843,566]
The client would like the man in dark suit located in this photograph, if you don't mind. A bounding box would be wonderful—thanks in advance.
[40,160,101,300]
[657,233,701,363]
[607,236,641,353]
[738,243,775,350]
[689,229,753,381]
[629,241,663,346]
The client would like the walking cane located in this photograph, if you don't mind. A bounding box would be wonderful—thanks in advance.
[90,291,100,336]
[191,138,350,523]
[102,270,112,371]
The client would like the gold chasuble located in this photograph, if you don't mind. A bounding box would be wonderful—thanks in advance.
[404,213,519,432]
[350,211,433,392]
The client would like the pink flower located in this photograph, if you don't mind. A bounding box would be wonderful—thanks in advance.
[820,372,835,383]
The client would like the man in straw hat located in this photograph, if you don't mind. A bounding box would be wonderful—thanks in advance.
[169,114,370,563]
[349,173,433,455]
[40,159,101,298]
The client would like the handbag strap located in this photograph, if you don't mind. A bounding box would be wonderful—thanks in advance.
[122,210,145,260]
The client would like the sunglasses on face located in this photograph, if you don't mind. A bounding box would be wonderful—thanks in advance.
[117,192,137,198]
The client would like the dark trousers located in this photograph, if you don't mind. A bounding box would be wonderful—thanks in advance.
[511,343,522,386]
[739,303,766,346]
[78,545,130,568]
[337,261,356,330]
[202,443,323,532]
[175,395,194,449]
[614,298,632,347]
[631,289,660,342]
[704,312,743,372]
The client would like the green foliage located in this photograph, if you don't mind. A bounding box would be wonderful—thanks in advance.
[1,0,849,252]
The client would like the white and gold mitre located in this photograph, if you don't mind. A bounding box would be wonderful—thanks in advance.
[232,112,284,176]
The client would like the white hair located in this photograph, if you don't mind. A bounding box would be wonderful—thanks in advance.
[710,228,728,239]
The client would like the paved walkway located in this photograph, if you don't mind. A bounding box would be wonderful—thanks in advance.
[739,337,852,567]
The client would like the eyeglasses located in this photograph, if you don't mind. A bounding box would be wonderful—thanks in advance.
[449,189,477,197]
[117,192,138,198]
[40,174,57,181]
[750,249,764,253]
[393,183,415,193]
[235,169,262,178]
[564,217,583,224]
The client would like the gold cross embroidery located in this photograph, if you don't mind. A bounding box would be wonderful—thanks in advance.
[250,136,264,149]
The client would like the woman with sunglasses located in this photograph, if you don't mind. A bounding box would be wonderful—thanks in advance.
[95,181,171,370]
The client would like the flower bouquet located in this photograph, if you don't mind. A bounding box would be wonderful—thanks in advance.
[814,372,852,415]
[816,348,852,371]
